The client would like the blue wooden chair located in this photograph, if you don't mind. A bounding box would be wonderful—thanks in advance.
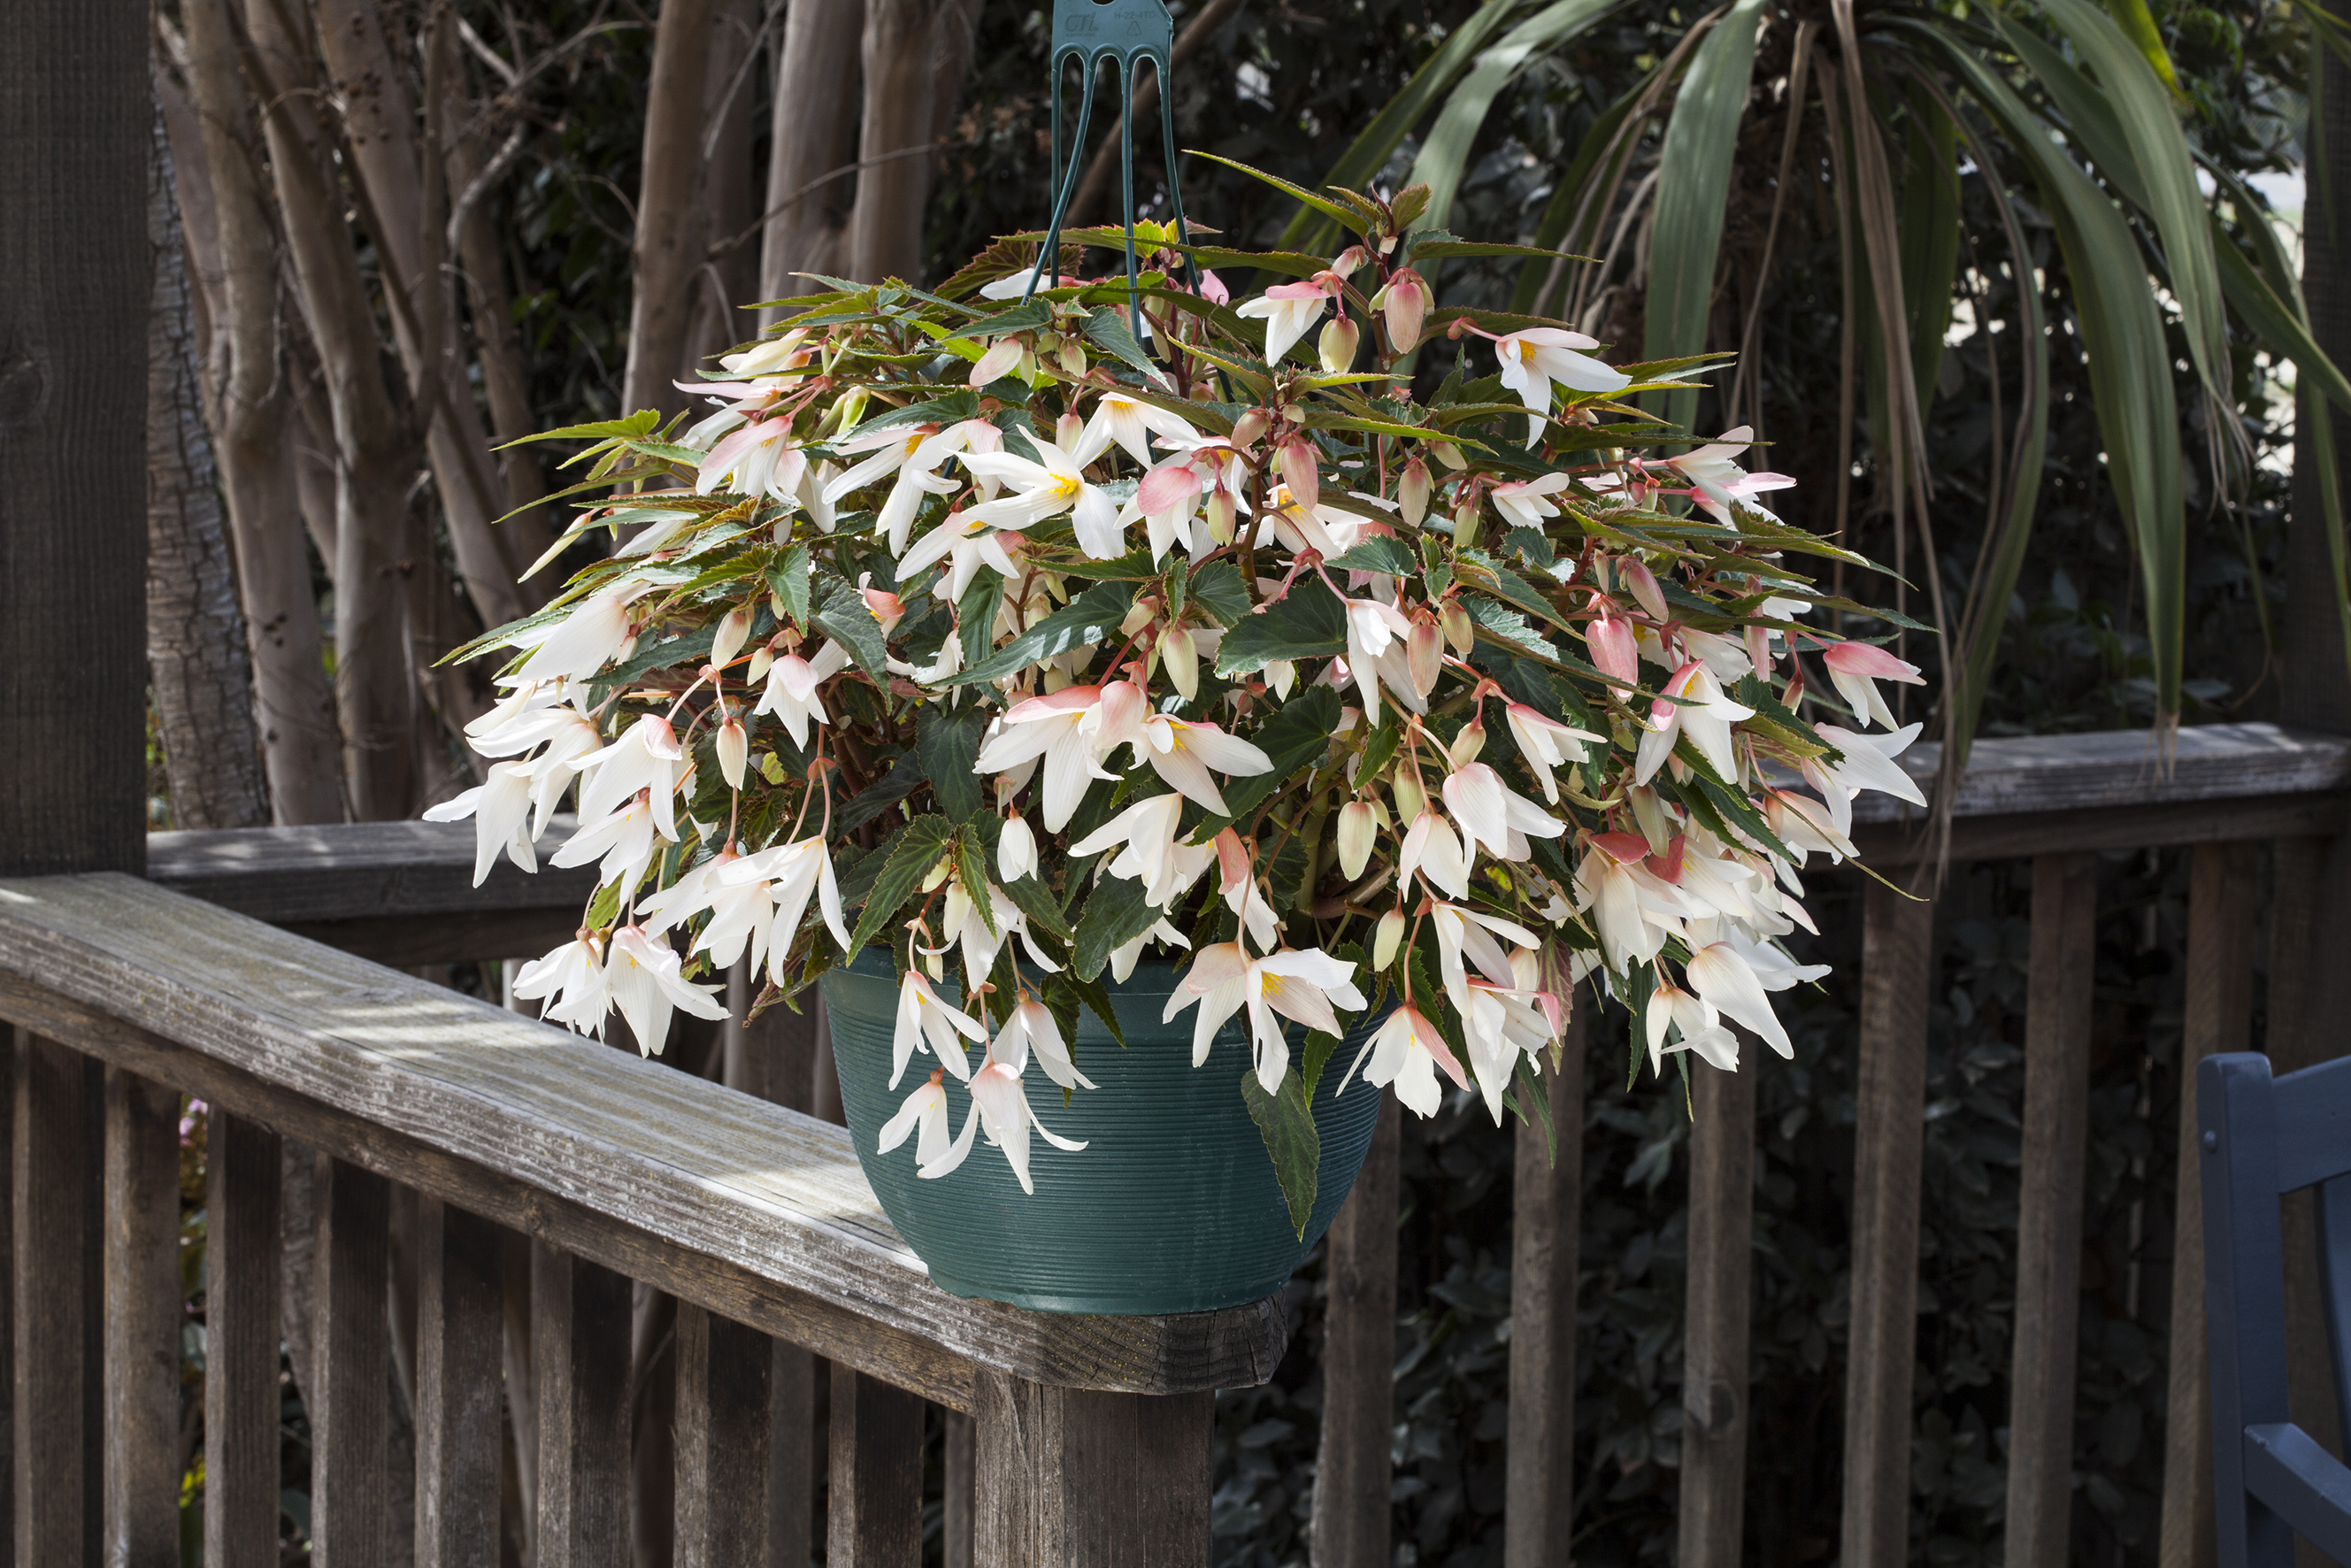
[2199,1051,2351,1565]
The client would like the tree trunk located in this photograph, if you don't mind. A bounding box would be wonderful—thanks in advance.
[448,127,550,545]
[147,92,269,832]
[179,0,344,825]
[848,0,968,284]
[622,0,714,424]
[759,0,863,320]
[685,0,763,370]
[242,0,422,821]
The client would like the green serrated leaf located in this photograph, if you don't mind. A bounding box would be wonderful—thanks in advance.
[957,569,1003,673]
[770,544,812,628]
[843,815,954,954]
[832,750,926,840]
[1241,1066,1321,1239]
[1188,560,1252,627]
[999,872,1077,944]
[1326,536,1418,577]
[811,579,889,680]
[1063,968,1127,1048]
[1214,576,1348,676]
[953,830,998,939]
[949,580,1138,685]
[1190,687,1341,839]
[1071,872,1165,981]
[1083,306,1163,382]
[916,703,987,821]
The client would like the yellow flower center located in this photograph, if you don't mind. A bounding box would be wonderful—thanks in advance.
[1049,475,1082,503]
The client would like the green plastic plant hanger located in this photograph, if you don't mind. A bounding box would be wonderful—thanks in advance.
[1027,0,1198,337]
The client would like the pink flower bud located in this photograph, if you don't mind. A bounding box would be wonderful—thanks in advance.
[1318,314,1361,373]
[1587,611,1640,686]
[1230,408,1272,450]
[748,644,774,686]
[1439,598,1474,657]
[969,337,1024,388]
[1198,269,1230,305]
[1336,801,1378,879]
[1447,719,1486,767]
[1745,623,1773,679]
[716,717,748,790]
[1056,410,1085,450]
[1330,245,1372,279]
[1205,486,1238,544]
[1620,557,1668,622]
[1372,906,1407,969]
[1407,619,1442,696]
[711,603,754,670]
[1381,268,1430,352]
[1279,438,1320,514]
[1398,457,1432,527]
[1156,625,1199,700]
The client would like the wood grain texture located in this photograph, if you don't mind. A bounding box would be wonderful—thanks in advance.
[2160,842,2252,1568]
[205,1110,282,1568]
[314,1155,390,1568]
[674,1304,772,1568]
[0,0,149,880]
[1839,879,1935,1568]
[1506,1012,1586,1568]
[972,1372,1214,1567]
[770,1339,816,1568]
[417,1197,503,1568]
[102,1067,181,1568]
[1311,1093,1399,1568]
[828,1364,923,1566]
[2004,854,2098,1568]
[147,820,592,925]
[945,1408,974,1568]
[534,1244,631,1568]
[1853,791,2347,865]
[0,874,1286,1403]
[13,1034,91,1564]
[1678,1051,1756,1568]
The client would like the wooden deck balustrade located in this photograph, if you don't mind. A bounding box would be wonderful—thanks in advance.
[4,719,2344,1564]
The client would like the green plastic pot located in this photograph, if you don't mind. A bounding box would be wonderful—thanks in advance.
[820,948,1390,1314]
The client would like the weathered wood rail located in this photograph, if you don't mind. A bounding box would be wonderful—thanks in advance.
[0,872,1264,1564]
[29,718,2347,1564]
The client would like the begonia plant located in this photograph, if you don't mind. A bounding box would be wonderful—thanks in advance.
[430,166,1928,1226]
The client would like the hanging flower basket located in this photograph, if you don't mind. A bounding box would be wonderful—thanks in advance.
[426,165,1925,1316]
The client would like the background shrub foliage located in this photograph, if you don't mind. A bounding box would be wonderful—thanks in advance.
[167,0,2308,1557]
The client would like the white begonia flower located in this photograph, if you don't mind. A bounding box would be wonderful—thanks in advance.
[1235,281,1332,365]
[606,925,729,1059]
[1398,808,1472,900]
[972,681,1145,832]
[1462,980,1555,1123]
[1634,662,1756,787]
[1503,703,1603,805]
[1488,473,1575,531]
[1069,793,1216,911]
[423,761,539,887]
[1683,938,1794,1057]
[997,995,1095,1092]
[1803,722,1927,836]
[511,931,611,1036]
[1645,982,1740,1076]
[890,969,987,1087]
[1344,1005,1468,1117]
[1492,327,1633,445]
[1338,595,1422,725]
[1111,713,1273,814]
[1080,391,1199,469]
[1109,918,1191,983]
[511,581,650,682]
[896,509,1026,605]
[919,1026,1088,1194]
[997,814,1038,882]
[753,640,852,748]
[697,419,808,502]
[1572,834,1682,973]
[1440,763,1566,863]
[573,715,691,842]
[1163,942,1366,1093]
[961,436,1126,557]
[550,795,662,901]
[1424,900,1539,1018]
[1820,641,1926,730]
[1663,426,1799,526]
[718,834,852,983]
[878,1073,956,1168]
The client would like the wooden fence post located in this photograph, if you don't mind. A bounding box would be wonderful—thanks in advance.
[1839,876,1936,1566]
[1678,1046,1756,1568]
[534,1243,632,1568]
[313,1155,391,1566]
[828,1364,924,1564]
[2005,853,2099,1567]
[1506,1009,1587,1567]
[13,1034,92,1564]
[206,1110,284,1567]
[416,1196,503,1568]
[674,1303,772,1567]
[2159,841,2254,1568]
[972,1371,1213,1566]
[102,1067,181,1567]
[1312,1093,1400,1567]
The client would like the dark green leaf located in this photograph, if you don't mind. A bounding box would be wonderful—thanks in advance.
[1213,576,1348,676]
[952,830,998,938]
[1083,306,1162,382]
[769,543,813,629]
[831,751,926,840]
[1501,527,1555,569]
[1072,872,1165,981]
[916,703,987,821]
[957,569,1003,672]
[811,580,888,680]
[1326,535,1419,576]
[1062,968,1128,1049]
[1188,560,1252,627]
[1191,687,1342,838]
[843,814,954,955]
[999,872,1077,944]
[1241,1066,1321,1239]
[1461,594,1561,663]
[948,580,1138,685]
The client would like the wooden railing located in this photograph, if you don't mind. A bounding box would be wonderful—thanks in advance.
[0,872,1272,1564]
[19,718,2346,1564]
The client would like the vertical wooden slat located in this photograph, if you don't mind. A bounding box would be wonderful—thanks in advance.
[944,1409,975,1568]
[972,1371,1213,1567]
[674,1303,772,1567]
[1506,1010,1587,1567]
[534,1242,632,1568]
[2160,841,2254,1568]
[827,1364,924,1565]
[205,1109,283,1567]
[2005,852,2099,1568]
[102,1067,181,1568]
[729,967,823,1568]
[1678,1050,1756,1568]
[14,1034,90,1564]
[416,1197,503,1568]
[314,1155,390,1567]
[1311,1092,1400,1567]
[1839,877,1936,1568]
